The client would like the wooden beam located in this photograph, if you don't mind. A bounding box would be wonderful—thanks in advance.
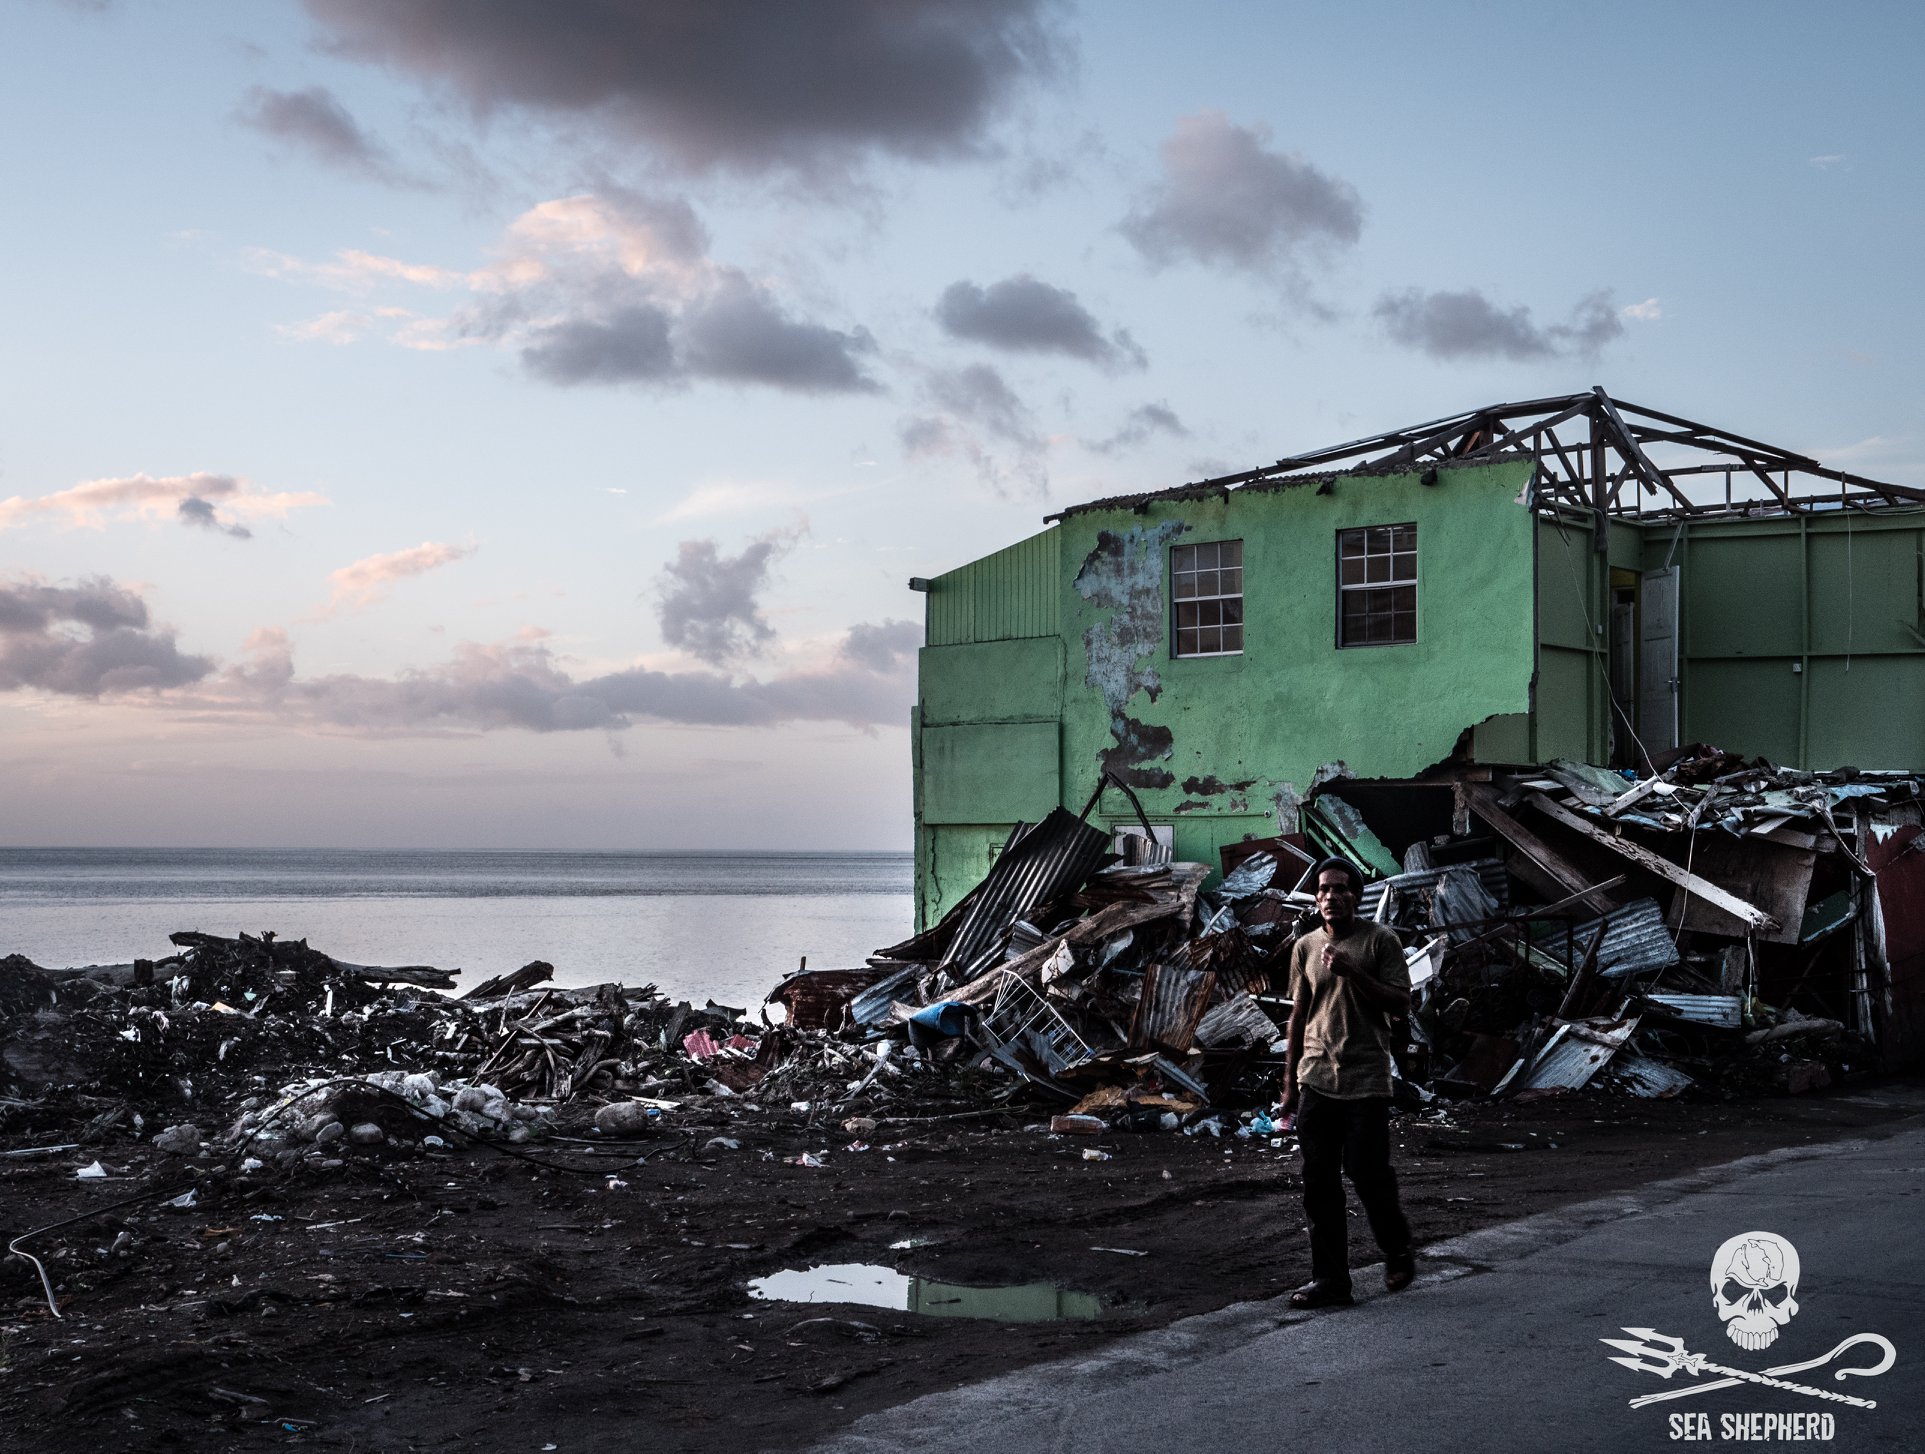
[1462,785,1621,916]
[1525,792,1778,931]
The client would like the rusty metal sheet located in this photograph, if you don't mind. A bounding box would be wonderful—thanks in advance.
[1867,822,1925,1066]
[1128,963,1215,1053]
[1193,992,1279,1049]
[766,966,903,1032]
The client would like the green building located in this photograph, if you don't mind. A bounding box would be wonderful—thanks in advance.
[909,390,1925,930]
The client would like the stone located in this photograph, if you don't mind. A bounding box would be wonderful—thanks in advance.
[152,1123,202,1156]
[595,1102,659,1137]
[347,1122,386,1146]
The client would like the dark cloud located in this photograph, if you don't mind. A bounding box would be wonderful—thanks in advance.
[236,85,410,183]
[176,496,253,540]
[679,276,880,393]
[654,535,791,665]
[1121,112,1363,278]
[840,618,922,672]
[924,363,1037,447]
[899,363,1047,493]
[0,578,213,697]
[520,303,677,386]
[935,275,1143,368]
[1085,401,1189,455]
[1373,287,1625,361]
[303,0,1063,178]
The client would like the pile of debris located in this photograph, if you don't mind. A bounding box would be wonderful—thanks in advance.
[770,754,1924,1117]
[0,929,979,1154]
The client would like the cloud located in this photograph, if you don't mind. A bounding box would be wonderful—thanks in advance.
[839,618,921,672]
[935,275,1143,368]
[1373,287,1625,362]
[0,576,213,697]
[319,540,476,616]
[267,191,879,394]
[1621,297,1663,322]
[1808,154,1847,169]
[1085,401,1189,455]
[236,85,417,185]
[900,362,1048,493]
[0,471,327,533]
[202,618,915,735]
[654,533,795,665]
[177,496,252,539]
[656,480,818,524]
[301,0,1063,180]
[1121,112,1363,280]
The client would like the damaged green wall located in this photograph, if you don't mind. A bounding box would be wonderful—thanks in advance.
[911,460,1538,926]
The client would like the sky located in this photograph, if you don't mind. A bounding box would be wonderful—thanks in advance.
[2,0,1920,850]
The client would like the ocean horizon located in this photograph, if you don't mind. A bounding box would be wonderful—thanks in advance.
[0,847,915,1010]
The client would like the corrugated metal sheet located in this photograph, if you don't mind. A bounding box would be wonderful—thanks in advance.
[1515,1017,1636,1091]
[1532,897,1679,979]
[1641,993,1743,1028]
[1360,859,1510,922]
[924,528,1060,646]
[1603,1050,1694,1098]
[940,809,1112,979]
[1128,963,1215,1052]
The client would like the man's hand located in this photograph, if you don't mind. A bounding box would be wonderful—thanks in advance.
[1320,941,1354,978]
[1279,1079,1298,1119]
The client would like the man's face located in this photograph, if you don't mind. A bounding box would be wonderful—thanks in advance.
[1315,869,1359,930]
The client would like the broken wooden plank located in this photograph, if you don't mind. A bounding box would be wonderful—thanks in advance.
[1462,784,1621,916]
[1525,792,1778,932]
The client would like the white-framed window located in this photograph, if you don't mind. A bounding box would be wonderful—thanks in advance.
[1171,539,1243,657]
[1337,523,1417,647]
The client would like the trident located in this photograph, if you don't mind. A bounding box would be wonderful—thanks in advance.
[1601,1329,1892,1409]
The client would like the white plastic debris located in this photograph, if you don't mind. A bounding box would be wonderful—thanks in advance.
[74,1160,108,1180]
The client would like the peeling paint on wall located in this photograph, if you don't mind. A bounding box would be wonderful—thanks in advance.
[1074,520,1187,785]
[1273,781,1302,834]
[1181,774,1256,797]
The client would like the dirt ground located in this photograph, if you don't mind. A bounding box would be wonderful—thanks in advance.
[4,1083,1921,1453]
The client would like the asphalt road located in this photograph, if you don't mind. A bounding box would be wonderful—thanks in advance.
[814,1089,1925,1454]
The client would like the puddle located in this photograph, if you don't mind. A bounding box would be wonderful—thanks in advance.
[748,1262,1105,1322]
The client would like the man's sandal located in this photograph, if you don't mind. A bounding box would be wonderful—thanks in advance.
[1287,1281,1354,1309]
[1384,1250,1416,1293]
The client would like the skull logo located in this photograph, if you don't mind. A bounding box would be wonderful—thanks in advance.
[1710,1231,1801,1351]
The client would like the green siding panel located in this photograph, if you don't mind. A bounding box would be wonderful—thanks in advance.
[1535,646,1596,762]
[1687,533,1804,656]
[1807,656,1925,768]
[921,722,1061,823]
[925,528,1060,646]
[918,639,1062,725]
[1807,527,1925,656]
[1686,659,1802,765]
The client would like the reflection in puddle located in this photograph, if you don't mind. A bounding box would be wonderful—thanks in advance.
[748,1262,1105,1322]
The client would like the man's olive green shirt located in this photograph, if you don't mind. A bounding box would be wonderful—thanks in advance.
[1287,921,1409,1101]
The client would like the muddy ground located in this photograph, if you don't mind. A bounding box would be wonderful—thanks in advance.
[4,1084,1920,1453]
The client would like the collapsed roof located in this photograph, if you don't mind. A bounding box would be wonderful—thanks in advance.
[1053,386,1925,525]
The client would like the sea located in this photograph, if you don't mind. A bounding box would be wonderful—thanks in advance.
[0,848,914,1010]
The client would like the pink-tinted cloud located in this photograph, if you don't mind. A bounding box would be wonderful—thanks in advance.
[317,540,477,616]
[0,471,328,535]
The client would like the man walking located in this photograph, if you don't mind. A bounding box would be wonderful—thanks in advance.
[1279,856,1415,1307]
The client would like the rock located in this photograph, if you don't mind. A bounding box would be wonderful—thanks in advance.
[347,1122,385,1145]
[400,1073,437,1103]
[152,1123,202,1156]
[705,1136,742,1151]
[594,1101,660,1137]
[841,1116,878,1135]
[313,1120,345,1145]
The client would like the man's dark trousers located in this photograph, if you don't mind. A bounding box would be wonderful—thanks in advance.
[1297,1086,1410,1290]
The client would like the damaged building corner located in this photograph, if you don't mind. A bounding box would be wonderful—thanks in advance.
[905,389,1925,1076]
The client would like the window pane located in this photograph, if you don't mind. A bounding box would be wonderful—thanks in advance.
[1340,533,1364,558]
[1220,567,1242,594]
[1196,569,1219,597]
[1341,555,1364,585]
[1367,553,1389,583]
[1177,628,1200,655]
[1221,597,1243,625]
[1221,540,1242,567]
[1221,623,1243,652]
